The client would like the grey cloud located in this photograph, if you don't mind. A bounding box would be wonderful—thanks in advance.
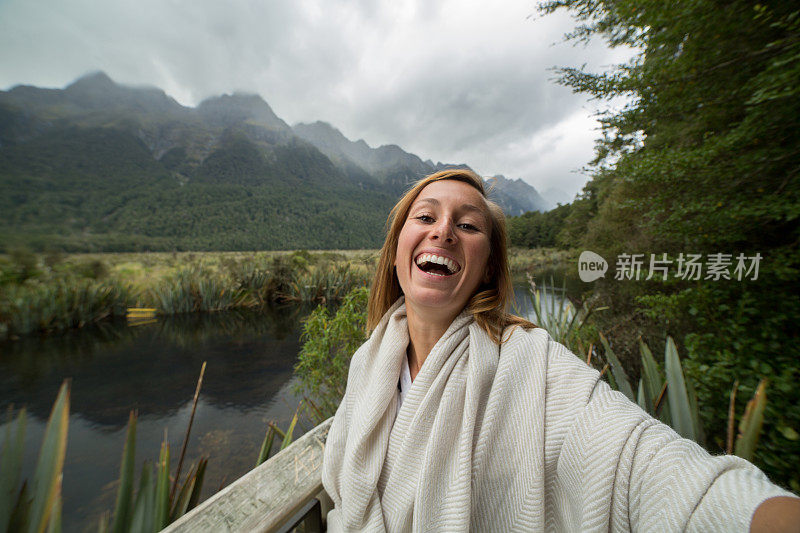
[0,0,630,202]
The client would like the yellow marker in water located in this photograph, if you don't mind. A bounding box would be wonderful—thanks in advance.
[126,308,157,318]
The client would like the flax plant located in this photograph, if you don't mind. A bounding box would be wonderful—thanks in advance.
[1,363,299,533]
[0,382,69,533]
[100,364,209,533]
[525,274,606,355]
[599,334,767,457]
[255,407,301,467]
[526,277,768,457]
[98,414,207,533]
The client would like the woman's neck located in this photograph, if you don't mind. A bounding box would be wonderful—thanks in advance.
[405,305,457,381]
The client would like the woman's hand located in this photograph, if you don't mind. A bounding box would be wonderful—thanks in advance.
[751,496,800,532]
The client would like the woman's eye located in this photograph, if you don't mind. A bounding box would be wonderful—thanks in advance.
[416,215,434,223]
[458,223,479,231]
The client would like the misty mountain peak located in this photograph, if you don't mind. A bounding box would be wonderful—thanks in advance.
[66,71,116,92]
[197,93,289,131]
[293,121,351,146]
[487,174,551,213]
[298,120,338,132]
[63,71,119,104]
[201,92,267,107]
[60,71,183,114]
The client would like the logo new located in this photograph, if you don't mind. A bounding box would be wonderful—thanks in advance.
[578,251,608,282]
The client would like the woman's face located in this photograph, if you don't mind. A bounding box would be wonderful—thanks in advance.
[394,179,491,321]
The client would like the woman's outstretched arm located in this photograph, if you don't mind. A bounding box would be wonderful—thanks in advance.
[751,496,800,533]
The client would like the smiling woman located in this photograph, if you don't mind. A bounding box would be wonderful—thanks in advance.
[368,170,534,345]
[321,169,799,532]
[394,180,493,378]
[397,181,490,310]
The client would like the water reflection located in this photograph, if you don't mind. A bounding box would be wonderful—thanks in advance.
[511,266,585,323]
[0,304,313,532]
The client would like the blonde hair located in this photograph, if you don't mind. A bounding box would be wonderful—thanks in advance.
[367,169,536,344]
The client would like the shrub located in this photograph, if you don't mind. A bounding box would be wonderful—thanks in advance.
[294,287,369,420]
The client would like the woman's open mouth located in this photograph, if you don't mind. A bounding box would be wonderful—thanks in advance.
[414,253,461,276]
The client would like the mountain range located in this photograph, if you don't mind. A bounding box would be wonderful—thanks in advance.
[0,72,551,252]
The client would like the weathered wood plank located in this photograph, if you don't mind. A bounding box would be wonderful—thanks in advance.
[164,418,333,533]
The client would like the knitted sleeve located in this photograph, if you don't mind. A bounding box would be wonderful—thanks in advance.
[544,336,795,532]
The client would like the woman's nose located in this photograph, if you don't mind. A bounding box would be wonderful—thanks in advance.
[431,218,457,244]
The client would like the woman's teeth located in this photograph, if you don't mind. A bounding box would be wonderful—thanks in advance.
[415,253,460,275]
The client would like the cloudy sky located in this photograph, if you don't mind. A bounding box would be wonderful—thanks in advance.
[0,0,633,204]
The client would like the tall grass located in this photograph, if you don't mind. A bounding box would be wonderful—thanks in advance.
[148,259,371,314]
[289,264,371,303]
[1,250,376,339]
[1,278,131,338]
[508,247,572,277]
[150,268,239,314]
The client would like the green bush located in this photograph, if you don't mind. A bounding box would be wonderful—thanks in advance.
[8,246,40,283]
[149,268,238,314]
[683,286,799,492]
[0,278,131,338]
[294,287,369,420]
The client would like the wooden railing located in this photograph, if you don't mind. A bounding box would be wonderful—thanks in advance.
[164,418,333,532]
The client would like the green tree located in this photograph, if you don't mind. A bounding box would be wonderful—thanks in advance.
[540,0,800,489]
[507,203,572,248]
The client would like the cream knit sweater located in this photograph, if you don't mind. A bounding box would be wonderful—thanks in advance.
[321,300,792,531]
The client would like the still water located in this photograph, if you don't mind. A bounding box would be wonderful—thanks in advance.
[512,266,585,322]
[0,272,580,532]
[0,305,314,532]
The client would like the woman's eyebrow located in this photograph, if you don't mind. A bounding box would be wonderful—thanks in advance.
[459,203,487,217]
[414,198,439,207]
[414,197,486,216]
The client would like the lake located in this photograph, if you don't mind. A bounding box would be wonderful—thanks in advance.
[0,273,579,532]
[0,305,314,532]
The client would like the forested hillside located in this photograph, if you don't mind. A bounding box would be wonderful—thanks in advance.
[539,0,800,490]
[0,73,548,252]
[0,74,392,251]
